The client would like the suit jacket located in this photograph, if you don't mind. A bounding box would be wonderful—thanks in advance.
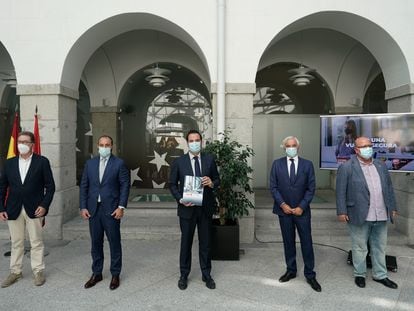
[169,152,220,219]
[80,155,130,217]
[336,155,397,225]
[0,154,55,220]
[270,157,315,216]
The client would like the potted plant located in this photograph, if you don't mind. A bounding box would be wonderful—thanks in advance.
[204,131,254,260]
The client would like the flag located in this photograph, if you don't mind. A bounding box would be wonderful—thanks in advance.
[33,106,41,155]
[7,112,19,159]
[33,106,46,227]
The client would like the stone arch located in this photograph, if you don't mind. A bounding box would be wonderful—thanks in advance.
[61,13,211,91]
[257,11,409,90]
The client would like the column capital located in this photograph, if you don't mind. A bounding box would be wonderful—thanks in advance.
[211,83,256,94]
[385,83,414,101]
[16,84,79,100]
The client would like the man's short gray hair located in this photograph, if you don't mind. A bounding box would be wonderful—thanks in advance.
[280,136,300,148]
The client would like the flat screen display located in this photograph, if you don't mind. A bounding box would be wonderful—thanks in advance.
[320,113,414,172]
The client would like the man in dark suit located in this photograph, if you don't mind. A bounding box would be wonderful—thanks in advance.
[336,136,398,289]
[270,136,321,292]
[0,131,55,288]
[80,135,130,290]
[169,129,220,290]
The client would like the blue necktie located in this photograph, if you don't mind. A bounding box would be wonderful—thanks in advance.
[289,158,295,184]
[194,156,202,177]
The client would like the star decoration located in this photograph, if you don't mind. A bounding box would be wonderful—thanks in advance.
[130,167,143,186]
[76,138,80,152]
[149,151,169,172]
[152,180,166,189]
[85,123,93,136]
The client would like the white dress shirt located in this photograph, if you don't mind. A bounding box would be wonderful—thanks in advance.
[19,154,33,183]
[286,155,298,177]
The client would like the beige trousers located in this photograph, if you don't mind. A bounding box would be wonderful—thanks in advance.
[7,208,45,274]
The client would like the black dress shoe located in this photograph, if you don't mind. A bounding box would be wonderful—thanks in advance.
[178,277,187,290]
[202,276,216,289]
[84,274,103,289]
[355,277,366,288]
[373,277,398,289]
[306,277,322,292]
[109,276,120,290]
[279,271,296,283]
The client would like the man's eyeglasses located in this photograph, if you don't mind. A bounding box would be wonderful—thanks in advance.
[17,141,33,145]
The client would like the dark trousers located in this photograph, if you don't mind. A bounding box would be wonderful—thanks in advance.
[89,203,122,276]
[179,206,212,279]
[278,214,315,279]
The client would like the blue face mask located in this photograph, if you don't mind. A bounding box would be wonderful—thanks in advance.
[359,147,373,160]
[188,141,201,154]
[285,147,297,158]
[98,146,111,158]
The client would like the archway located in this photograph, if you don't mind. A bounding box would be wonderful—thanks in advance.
[252,11,411,189]
[0,41,18,168]
[61,15,211,194]
[61,13,210,90]
[119,63,211,189]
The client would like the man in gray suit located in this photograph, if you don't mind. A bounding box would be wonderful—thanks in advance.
[336,136,398,289]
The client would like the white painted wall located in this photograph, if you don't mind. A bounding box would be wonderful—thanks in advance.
[0,0,413,90]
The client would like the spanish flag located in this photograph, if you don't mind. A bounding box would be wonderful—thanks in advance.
[7,112,19,159]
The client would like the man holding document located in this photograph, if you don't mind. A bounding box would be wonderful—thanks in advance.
[169,129,220,290]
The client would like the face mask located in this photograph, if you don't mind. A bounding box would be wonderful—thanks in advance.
[285,147,297,158]
[18,143,30,155]
[188,141,201,154]
[359,147,373,160]
[98,147,111,158]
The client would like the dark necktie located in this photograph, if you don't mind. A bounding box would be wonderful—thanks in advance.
[193,156,202,177]
[289,158,295,184]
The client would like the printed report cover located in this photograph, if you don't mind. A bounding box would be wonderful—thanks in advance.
[182,175,203,206]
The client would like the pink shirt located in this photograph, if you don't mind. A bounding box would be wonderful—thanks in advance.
[358,158,388,221]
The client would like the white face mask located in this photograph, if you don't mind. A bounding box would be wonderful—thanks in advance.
[18,143,31,155]
[285,147,298,158]
[188,141,201,154]
[98,146,111,158]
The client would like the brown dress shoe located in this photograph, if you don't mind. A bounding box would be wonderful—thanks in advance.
[109,275,120,290]
[84,274,103,289]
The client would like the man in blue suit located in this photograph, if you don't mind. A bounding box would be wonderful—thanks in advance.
[270,136,321,292]
[0,131,55,288]
[169,129,220,290]
[336,136,398,289]
[80,135,130,290]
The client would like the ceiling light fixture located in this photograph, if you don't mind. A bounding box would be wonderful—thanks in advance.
[144,64,171,87]
[288,65,315,86]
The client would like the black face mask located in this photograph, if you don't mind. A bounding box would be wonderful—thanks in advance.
[344,128,353,135]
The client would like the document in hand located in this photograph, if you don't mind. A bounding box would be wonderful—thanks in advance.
[182,175,204,206]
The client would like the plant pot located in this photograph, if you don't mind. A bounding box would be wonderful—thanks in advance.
[211,218,239,260]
